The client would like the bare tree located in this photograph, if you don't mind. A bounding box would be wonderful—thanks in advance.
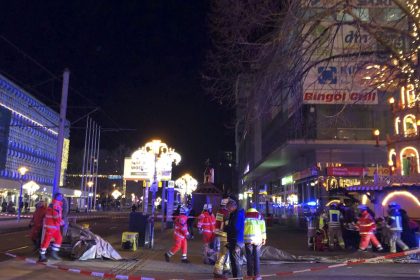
[205,0,419,137]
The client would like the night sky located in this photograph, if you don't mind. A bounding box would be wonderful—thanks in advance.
[0,1,234,179]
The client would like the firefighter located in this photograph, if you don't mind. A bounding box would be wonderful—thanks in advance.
[197,203,216,264]
[30,200,47,249]
[213,198,231,277]
[324,203,345,249]
[387,203,409,253]
[244,207,266,280]
[356,205,383,252]
[39,193,64,262]
[165,205,190,263]
[303,202,318,250]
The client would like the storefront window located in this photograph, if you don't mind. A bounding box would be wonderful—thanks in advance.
[403,115,417,137]
[400,147,420,176]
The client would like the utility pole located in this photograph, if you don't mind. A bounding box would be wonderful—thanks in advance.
[53,69,70,196]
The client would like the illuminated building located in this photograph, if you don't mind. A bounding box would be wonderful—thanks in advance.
[0,74,71,206]
[235,2,398,222]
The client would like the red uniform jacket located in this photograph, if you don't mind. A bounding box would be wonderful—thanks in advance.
[174,214,189,240]
[357,211,376,235]
[44,199,63,231]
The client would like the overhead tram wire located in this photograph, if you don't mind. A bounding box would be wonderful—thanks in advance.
[0,35,136,140]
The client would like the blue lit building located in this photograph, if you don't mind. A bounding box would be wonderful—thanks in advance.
[0,74,71,207]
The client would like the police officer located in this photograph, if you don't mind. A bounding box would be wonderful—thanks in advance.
[303,202,318,250]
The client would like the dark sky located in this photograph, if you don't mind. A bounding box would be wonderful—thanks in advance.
[0,1,234,179]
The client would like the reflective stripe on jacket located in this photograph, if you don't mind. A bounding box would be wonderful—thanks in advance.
[174,214,189,239]
[197,211,215,233]
[328,209,342,228]
[244,208,266,245]
[43,199,63,229]
[357,211,376,235]
[214,208,229,238]
[388,215,403,231]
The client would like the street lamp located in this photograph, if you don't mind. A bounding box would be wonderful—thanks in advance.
[373,129,380,147]
[175,173,198,203]
[87,181,94,211]
[17,166,28,221]
[139,140,181,248]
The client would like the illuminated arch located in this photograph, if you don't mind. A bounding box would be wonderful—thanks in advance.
[403,114,417,136]
[381,191,420,206]
[406,84,416,108]
[394,117,400,135]
[325,199,341,207]
[388,149,396,166]
[400,146,420,175]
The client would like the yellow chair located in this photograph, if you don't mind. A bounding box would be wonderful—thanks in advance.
[121,232,138,251]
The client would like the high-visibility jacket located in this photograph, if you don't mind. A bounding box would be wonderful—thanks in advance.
[244,208,266,245]
[198,211,215,234]
[356,211,376,235]
[174,214,189,240]
[214,208,229,239]
[44,199,63,230]
[327,209,342,228]
[388,214,403,232]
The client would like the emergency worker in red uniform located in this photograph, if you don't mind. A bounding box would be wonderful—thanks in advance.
[197,203,216,263]
[39,193,64,262]
[30,201,47,249]
[356,205,383,252]
[165,206,190,263]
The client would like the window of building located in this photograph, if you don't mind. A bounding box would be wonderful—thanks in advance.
[395,117,400,135]
[403,114,417,137]
[400,147,420,176]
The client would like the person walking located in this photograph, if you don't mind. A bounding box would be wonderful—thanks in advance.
[225,198,245,278]
[197,203,216,264]
[165,205,190,263]
[356,205,383,252]
[213,197,231,277]
[387,203,409,253]
[39,193,64,262]
[244,207,266,280]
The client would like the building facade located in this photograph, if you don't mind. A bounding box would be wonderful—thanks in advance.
[235,2,406,220]
[0,74,70,208]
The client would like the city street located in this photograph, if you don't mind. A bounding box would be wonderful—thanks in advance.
[0,217,419,279]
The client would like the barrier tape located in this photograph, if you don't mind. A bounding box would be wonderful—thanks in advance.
[0,213,32,219]
[5,248,420,280]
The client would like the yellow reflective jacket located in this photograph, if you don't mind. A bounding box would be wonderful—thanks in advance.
[244,208,266,245]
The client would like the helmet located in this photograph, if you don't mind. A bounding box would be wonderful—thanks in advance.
[357,204,368,210]
[54,193,64,201]
[203,204,208,211]
[220,198,229,206]
[179,206,189,215]
[388,202,400,209]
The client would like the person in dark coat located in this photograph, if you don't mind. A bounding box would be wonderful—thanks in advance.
[225,199,245,278]
[400,209,418,248]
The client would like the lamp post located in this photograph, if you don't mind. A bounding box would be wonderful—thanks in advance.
[87,181,94,211]
[373,129,380,147]
[175,174,198,204]
[17,166,28,221]
[141,140,181,248]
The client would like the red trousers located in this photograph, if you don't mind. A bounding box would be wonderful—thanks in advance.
[40,228,62,251]
[170,236,187,256]
[359,233,380,250]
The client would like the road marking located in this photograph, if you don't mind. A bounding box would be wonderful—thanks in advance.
[0,246,29,254]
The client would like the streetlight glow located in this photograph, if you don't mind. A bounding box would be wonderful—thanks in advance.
[175,173,198,202]
[18,166,28,176]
